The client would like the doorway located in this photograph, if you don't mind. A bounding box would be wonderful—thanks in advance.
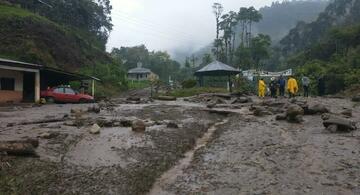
[23,72,35,102]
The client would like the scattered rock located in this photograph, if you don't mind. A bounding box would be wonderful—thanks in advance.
[88,105,101,113]
[275,113,287,121]
[167,122,179,128]
[126,96,141,101]
[156,96,177,101]
[323,115,357,132]
[231,97,252,104]
[120,119,133,127]
[70,108,83,114]
[286,104,304,123]
[341,109,352,118]
[132,120,146,132]
[307,104,329,115]
[251,106,271,116]
[38,132,59,139]
[351,94,360,102]
[89,124,101,134]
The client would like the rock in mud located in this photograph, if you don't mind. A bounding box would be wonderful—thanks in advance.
[89,124,101,134]
[0,142,37,156]
[127,96,141,102]
[351,94,360,102]
[341,109,352,118]
[286,104,304,123]
[167,122,179,128]
[132,120,146,132]
[231,97,252,104]
[38,132,59,139]
[275,113,287,121]
[156,96,177,101]
[87,105,101,113]
[307,104,329,115]
[251,106,271,116]
[323,115,357,132]
[71,108,84,114]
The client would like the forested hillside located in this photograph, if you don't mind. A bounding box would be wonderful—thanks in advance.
[179,0,329,67]
[279,0,360,94]
[255,0,329,43]
[280,0,360,55]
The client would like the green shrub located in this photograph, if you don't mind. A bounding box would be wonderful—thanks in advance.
[181,79,197,89]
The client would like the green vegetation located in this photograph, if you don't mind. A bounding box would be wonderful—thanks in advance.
[167,87,228,98]
[128,80,151,90]
[0,1,127,97]
[276,0,360,95]
[181,79,197,89]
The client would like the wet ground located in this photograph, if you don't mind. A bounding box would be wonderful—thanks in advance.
[0,95,359,194]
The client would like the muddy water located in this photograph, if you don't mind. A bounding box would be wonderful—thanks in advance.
[64,127,154,167]
[148,118,229,195]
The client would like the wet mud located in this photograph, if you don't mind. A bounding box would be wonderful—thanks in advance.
[0,96,359,194]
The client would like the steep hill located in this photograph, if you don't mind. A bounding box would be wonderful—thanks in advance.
[280,0,360,55]
[255,0,329,43]
[0,3,111,71]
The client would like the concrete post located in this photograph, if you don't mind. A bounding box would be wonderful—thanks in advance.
[35,71,40,102]
[91,79,95,97]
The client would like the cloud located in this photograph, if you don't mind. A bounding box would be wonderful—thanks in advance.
[107,0,276,53]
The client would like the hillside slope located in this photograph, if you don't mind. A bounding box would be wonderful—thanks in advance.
[0,4,111,71]
[280,0,360,55]
[255,0,329,43]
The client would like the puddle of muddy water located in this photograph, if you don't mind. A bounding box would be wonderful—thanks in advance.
[64,127,154,168]
[148,118,229,195]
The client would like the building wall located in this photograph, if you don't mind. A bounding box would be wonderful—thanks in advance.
[128,73,150,81]
[0,69,23,103]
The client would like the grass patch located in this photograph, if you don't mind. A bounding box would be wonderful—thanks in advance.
[128,80,150,90]
[167,87,228,98]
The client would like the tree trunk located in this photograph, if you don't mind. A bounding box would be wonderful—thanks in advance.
[0,140,38,156]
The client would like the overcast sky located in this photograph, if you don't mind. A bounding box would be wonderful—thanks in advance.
[107,0,276,54]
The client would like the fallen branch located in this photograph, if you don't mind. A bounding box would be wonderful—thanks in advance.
[19,118,67,125]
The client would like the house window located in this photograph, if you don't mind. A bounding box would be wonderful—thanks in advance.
[0,78,15,91]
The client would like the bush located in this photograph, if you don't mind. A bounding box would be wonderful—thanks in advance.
[181,79,197,89]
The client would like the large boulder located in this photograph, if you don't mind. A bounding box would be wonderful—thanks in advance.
[286,104,304,118]
[132,120,146,132]
[323,115,357,132]
[286,104,304,123]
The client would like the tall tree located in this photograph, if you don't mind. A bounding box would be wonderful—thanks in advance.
[212,2,223,60]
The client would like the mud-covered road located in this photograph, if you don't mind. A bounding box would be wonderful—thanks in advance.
[0,95,359,195]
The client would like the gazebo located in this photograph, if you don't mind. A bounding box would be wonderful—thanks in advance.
[194,61,241,92]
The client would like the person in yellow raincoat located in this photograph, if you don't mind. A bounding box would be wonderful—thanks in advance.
[258,78,266,98]
[287,76,299,98]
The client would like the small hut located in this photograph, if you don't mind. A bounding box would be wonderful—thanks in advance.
[195,61,241,92]
[127,63,158,81]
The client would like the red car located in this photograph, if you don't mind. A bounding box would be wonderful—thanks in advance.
[41,86,94,103]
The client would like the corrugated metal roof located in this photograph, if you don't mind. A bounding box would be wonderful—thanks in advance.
[195,61,241,76]
[0,58,43,69]
[128,67,152,74]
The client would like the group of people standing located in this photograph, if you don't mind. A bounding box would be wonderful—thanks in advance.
[258,75,311,98]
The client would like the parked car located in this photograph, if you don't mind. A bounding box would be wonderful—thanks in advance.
[41,86,94,103]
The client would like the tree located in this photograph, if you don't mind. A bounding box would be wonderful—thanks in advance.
[212,2,223,60]
[200,53,213,67]
[251,34,271,68]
